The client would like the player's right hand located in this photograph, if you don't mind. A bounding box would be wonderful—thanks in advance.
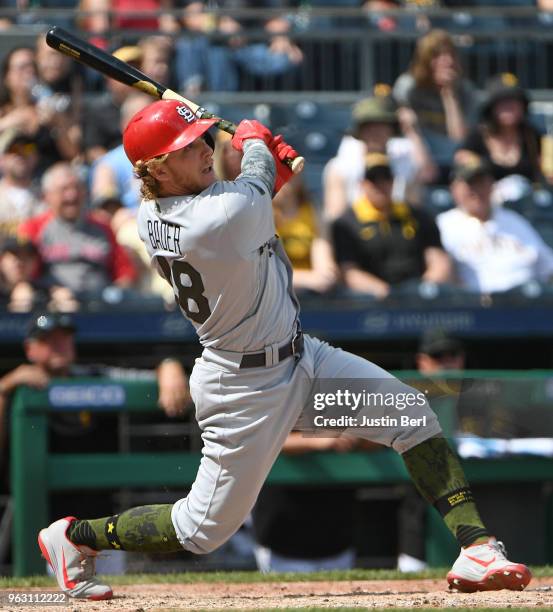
[269,134,297,193]
[231,119,273,152]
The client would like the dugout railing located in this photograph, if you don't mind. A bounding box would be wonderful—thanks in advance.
[10,372,553,576]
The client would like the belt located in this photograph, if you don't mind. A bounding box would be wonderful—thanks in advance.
[239,329,304,369]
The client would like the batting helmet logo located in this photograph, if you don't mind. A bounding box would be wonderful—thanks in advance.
[176,105,196,123]
[123,99,218,165]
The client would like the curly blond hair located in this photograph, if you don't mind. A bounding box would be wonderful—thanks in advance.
[133,154,168,200]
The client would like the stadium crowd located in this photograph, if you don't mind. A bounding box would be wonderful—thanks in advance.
[0,8,552,311]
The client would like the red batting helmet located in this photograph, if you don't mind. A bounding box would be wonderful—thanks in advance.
[123,99,218,165]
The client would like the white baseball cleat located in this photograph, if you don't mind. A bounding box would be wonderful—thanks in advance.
[38,516,113,600]
[447,537,531,593]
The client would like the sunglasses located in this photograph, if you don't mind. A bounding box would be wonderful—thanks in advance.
[6,142,37,157]
[365,168,393,183]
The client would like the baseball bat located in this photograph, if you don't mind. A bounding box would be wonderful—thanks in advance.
[45,26,304,174]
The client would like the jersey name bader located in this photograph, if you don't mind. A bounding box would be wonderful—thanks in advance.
[147,219,182,255]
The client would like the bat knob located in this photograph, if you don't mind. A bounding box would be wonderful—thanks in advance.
[291,156,305,174]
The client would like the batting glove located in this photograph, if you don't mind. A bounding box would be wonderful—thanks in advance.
[270,134,298,193]
[231,119,273,152]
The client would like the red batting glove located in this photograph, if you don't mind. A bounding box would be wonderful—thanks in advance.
[231,119,273,153]
[269,134,298,193]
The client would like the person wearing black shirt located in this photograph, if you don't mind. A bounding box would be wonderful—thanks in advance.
[458,73,542,183]
[332,153,451,298]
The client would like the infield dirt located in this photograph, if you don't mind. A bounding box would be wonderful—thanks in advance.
[2,577,553,611]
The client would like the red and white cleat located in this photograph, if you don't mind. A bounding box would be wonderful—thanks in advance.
[38,517,113,600]
[447,537,531,593]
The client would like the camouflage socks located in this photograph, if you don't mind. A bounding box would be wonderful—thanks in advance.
[402,436,489,548]
[68,438,488,553]
[68,504,182,553]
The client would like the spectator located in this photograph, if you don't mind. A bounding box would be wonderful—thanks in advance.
[90,93,151,211]
[0,311,190,426]
[81,46,143,163]
[174,1,303,93]
[34,34,84,143]
[0,47,38,134]
[35,34,83,99]
[332,153,451,298]
[273,176,338,294]
[393,29,478,182]
[0,128,43,237]
[0,235,38,311]
[323,87,434,222]
[457,73,545,201]
[362,0,424,33]
[139,35,176,90]
[19,163,137,297]
[0,235,77,312]
[3,0,76,28]
[0,46,78,171]
[416,327,466,375]
[437,155,553,293]
[77,0,179,49]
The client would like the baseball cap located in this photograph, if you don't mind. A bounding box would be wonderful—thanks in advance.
[0,128,36,156]
[26,312,76,340]
[0,235,37,257]
[451,154,493,183]
[112,45,143,65]
[418,328,463,356]
[481,73,529,119]
[351,88,398,131]
[364,152,393,181]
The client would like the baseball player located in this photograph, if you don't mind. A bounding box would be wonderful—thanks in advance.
[38,100,530,599]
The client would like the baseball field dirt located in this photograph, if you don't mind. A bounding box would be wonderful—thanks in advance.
[1,572,553,611]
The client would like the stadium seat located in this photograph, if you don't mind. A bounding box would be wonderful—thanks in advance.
[269,102,351,137]
[282,126,342,164]
[422,186,455,218]
[299,161,326,206]
[203,103,267,127]
[532,216,553,248]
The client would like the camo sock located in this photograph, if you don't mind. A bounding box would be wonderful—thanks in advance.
[68,504,182,553]
[402,436,489,548]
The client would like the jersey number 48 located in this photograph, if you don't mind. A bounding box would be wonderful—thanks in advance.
[157,256,211,325]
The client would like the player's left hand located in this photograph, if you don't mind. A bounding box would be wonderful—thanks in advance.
[157,359,191,417]
[269,134,298,193]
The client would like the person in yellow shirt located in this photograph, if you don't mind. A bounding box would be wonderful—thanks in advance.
[273,176,338,294]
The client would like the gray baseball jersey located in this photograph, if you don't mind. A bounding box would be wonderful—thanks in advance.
[137,139,298,352]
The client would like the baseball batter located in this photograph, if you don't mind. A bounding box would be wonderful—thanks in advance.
[38,100,530,599]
